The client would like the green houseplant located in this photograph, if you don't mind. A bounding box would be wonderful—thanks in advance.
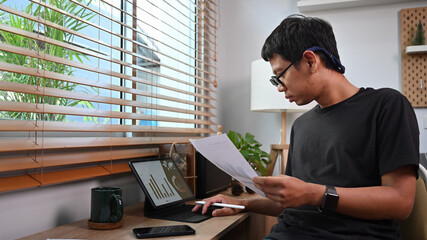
[227,130,271,195]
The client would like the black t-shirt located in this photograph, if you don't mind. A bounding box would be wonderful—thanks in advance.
[267,88,419,240]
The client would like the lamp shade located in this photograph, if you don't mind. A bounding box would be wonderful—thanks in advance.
[251,59,316,112]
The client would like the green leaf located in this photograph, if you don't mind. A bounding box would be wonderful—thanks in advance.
[227,130,271,175]
[253,154,261,163]
[244,132,257,144]
[227,130,240,148]
[240,149,250,160]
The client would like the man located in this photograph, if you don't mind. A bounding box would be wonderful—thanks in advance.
[193,15,419,239]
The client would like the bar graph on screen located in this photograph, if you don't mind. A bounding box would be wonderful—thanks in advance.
[131,159,193,206]
[147,173,178,199]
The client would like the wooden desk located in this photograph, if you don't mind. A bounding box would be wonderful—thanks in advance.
[17,201,251,240]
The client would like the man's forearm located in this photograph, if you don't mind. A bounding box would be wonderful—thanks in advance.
[335,184,415,220]
[242,197,284,217]
[310,165,417,220]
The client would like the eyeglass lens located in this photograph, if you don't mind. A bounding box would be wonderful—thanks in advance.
[269,60,295,87]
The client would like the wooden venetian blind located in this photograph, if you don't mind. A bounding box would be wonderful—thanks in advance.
[0,0,218,192]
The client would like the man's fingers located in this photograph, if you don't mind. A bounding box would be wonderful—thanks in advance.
[212,208,236,217]
[192,194,244,216]
[253,176,289,190]
[202,196,226,214]
[252,176,265,184]
[192,204,202,212]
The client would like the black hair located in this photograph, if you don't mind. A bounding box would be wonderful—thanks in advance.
[261,14,343,73]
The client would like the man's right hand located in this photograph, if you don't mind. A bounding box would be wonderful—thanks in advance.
[192,194,245,217]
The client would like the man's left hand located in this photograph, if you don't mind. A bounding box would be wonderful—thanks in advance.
[253,175,323,208]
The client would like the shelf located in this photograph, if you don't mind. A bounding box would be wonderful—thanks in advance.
[297,0,425,12]
[405,45,427,54]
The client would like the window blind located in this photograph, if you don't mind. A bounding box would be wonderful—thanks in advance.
[0,0,217,192]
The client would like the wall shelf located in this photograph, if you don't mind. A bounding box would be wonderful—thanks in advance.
[297,0,425,12]
[406,45,427,54]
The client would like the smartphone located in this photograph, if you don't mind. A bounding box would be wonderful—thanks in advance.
[133,225,195,239]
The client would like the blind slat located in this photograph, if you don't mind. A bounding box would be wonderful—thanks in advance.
[27,0,218,76]
[0,149,158,172]
[70,0,217,56]
[0,163,133,193]
[0,101,216,125]
[0,41,216,95]
[0,22,215,94]
[0,6,217,88]
[0,137,198,152]
[0,120,215,134]
[0,175,40,192]
[98,0,217,79]
[31,165,111,185]
[105,162,133,174]
[0,44,217,106]
[129,0,217,49]
[0,59,216,103]
[173,0,218,37]
[0,79,216,117]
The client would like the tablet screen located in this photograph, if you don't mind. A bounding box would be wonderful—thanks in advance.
[129,158,194,208]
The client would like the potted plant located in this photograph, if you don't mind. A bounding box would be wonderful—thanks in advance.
[227,130,271,195]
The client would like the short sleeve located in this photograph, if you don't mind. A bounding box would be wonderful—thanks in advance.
[376,90,419,176]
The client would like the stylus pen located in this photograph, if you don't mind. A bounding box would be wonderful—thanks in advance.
[195,201,245,210]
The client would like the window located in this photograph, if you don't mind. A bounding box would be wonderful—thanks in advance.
[0,0,217,192]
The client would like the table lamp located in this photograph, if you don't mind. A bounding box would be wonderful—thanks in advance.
[251,59,316,175]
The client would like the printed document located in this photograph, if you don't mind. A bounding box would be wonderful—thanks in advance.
[190,134,265,197]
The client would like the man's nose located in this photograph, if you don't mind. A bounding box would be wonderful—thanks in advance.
[277,84,286,92]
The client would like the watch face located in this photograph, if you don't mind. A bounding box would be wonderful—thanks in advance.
[323,193,339,210]
[322,186,339,210]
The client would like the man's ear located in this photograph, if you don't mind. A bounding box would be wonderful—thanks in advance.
[302,50,318,73]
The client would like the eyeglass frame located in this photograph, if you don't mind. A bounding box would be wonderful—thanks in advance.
[269,58,298,87]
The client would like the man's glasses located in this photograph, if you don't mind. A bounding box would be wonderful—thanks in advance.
[269,59,297,87]
[268,46,346,87]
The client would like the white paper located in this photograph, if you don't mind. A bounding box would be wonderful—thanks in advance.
[190,134,265,197]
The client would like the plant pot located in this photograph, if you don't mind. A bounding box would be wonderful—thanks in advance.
[230,179,244,196]
[245,186,255,194]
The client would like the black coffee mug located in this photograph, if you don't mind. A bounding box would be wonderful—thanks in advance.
[90,187,123,223]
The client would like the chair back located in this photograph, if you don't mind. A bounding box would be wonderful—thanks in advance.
[400,177,427,240]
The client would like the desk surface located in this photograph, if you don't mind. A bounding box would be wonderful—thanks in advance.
[17,201,250,240]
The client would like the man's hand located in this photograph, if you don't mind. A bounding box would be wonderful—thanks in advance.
[253,175,324,208]
[192,194,245,217]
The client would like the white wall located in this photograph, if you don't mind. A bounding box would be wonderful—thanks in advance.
[217,0,427,155]
[217,0,300,150]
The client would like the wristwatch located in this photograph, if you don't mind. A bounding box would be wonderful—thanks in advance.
[321,185,339,211]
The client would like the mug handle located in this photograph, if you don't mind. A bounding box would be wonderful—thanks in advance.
[109,194,123,222]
